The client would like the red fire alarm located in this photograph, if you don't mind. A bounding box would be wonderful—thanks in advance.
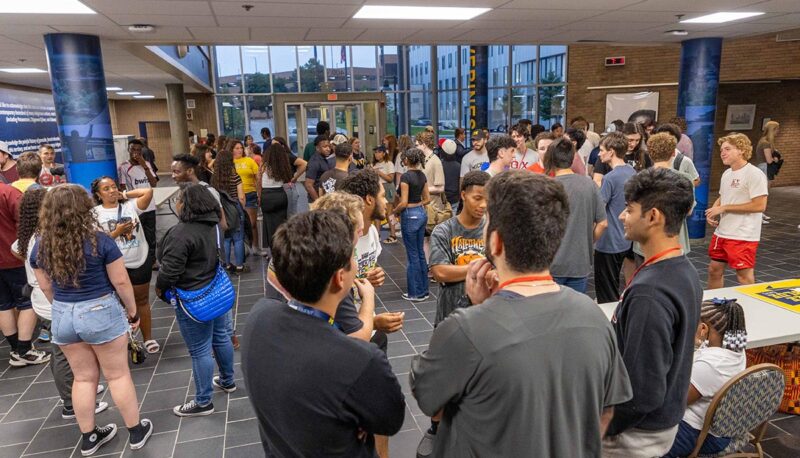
[605,56,626,67]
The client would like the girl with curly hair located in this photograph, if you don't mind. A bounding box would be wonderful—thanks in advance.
[31,185,152,455]
[393,148,431,301]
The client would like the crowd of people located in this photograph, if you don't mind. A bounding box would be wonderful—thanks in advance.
[0,112,780,457]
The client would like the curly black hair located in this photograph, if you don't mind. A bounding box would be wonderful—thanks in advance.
[178,183,221,222]
[624,167,694,237]
[402,148,426,167]
[15,188,47,258]
[90,176,123,205]
[341,168,381,200]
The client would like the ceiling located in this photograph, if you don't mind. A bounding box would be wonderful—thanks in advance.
[0,0,798,97]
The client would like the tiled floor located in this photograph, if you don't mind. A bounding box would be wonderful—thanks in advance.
[1,187,799,457]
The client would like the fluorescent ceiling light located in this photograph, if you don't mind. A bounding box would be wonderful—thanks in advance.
[106,86,122,91]
[0,68,47,73]
[0,0,96,14]
[117,91,141,95]
[134,95,155,99]
[353,5,490,20]
[681,12,764,23]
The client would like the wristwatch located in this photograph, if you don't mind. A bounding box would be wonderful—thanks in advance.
[459,294,473,308]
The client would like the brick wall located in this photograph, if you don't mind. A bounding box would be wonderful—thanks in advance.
[567,32,800,187]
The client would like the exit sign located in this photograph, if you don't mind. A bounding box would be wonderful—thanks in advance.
[605,56,626,67]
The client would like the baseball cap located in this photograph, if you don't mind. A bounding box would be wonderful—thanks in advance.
[438,138,447,148]
[330,134,348,146]
[0,141,9,155]
[441,139,457,156]
[471,129,488,140]
[372,145,386,152]
[602,123,618,137]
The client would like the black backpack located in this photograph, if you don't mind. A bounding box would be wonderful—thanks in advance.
[218,191,241,237]
[673,152,685,171]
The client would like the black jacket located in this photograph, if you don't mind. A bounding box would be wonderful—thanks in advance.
[156,211,220,294]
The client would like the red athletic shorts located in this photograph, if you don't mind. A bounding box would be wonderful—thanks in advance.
[708,234,759,270]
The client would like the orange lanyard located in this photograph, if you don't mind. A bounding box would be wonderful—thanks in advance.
[625,247,682,289]
[497,275,554,291]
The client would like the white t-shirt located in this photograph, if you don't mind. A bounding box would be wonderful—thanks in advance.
[460,149,489,177]
[715,163,768,242]
[93,200,149,269]
[683,346,747,430]
[373,161,395,184]
[394,153,407,176]
[354,225,382,338]
[510,148,538,170]
[12,238,51,320]
[117,161,156,212]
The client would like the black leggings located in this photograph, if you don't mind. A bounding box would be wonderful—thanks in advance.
[260,187,288,251]
[593,250,627,303]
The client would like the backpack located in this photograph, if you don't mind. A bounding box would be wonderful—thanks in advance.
[218,191,241,237]
[673,152,685,171]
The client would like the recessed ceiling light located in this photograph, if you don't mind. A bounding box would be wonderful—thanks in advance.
[134,95,155,99]
[681,12,764,23]
[117,91,141,95]
[106,86,122,91]
[353,5,491,20]
[0,0,95,14]
[0,68,47,73]
[665,30,689,36]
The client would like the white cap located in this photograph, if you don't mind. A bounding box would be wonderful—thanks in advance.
[0,141,9,155]
[330,134,348,146]
[441,139,457,156]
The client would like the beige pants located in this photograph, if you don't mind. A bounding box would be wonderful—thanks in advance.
[602,425,679,458]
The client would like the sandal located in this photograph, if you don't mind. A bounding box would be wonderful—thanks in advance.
[383,236,398,244]
[144,340,160,354]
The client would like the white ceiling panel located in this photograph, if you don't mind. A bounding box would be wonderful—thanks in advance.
[211,2,360,18]
[304,28,366,42]
[249,27,311,42]
[216,15,345,28]
[503,0,641,9]
[188,26,250,42]
[481,9,608,22]
[624,0,769,12]
[353,28,418,43]
[84,0,213,16]
[107,15,217,27]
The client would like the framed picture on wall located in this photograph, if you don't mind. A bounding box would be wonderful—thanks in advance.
[605,92,659,128]
[724,104,756,130]
[762,117,772,131]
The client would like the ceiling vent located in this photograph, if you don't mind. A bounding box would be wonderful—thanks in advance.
[776,29,800,42]
[128,24,155,33]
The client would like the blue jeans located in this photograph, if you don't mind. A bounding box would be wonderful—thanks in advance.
[553,276,588,294]
[224,202,245,266]
[173,306,235,406]
[662,420,731,457]
[401,206,428,298]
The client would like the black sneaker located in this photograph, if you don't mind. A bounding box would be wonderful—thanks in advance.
[9,349,51,367]
[129,418,153,450]
[173,400,214,417]
[63,402,109,420]
[81,423,117,456]
[212,376,237,393]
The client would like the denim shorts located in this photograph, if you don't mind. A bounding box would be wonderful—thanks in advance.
[51,293,129,346]
[244,191,258,208]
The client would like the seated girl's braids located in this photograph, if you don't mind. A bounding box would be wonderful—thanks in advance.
[701,299,748,352]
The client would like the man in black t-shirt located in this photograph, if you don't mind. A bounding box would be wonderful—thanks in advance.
[604,168,701,457]
[243,211,404,458]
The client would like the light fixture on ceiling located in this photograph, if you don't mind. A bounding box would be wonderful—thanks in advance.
[0,68,47,73]
[665,30,689,36]
[106,86,123,91]
[117,91,141,95]
[681,12,764,23]
[128,24,155,33]
[134,95,155,99]
[353,5,491,20]
[0,0,95,14]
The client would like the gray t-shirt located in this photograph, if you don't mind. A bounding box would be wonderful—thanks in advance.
[596,164,636,254]
[410,288,632,458]
[429,217,485,324]
[551,174,606,278]
[459,149,489,177]
[671,152,699,183]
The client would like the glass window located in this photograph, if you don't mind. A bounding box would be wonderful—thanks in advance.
[539,45,567,83]
[379,46,400,91]
[218,95,246,138]
[438,90,458,137]
[297,46,325,92]
[512,45,536,86]
[410,91,432,135]
[270,46,299,93]
[242,46,270,94]
[215,46,242,94]
[538,85,565,129]
[489,87,508,133]
[352,46,378,91]
[247,96,273,139]
[448,53,452,69]
[510,86,536,124]
[409,45,431,89]
[324,45,350,92]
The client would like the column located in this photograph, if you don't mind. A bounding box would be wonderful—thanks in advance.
[676,38,723,239]
[43,33,117,189]
[469,46,489,135]
[166,83,189,156]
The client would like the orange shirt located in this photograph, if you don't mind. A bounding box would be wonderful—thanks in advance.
[527,163,553,176]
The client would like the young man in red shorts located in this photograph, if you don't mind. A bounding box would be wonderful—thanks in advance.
[705,133,768,288]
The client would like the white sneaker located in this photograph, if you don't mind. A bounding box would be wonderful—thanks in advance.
[763,214,771,220]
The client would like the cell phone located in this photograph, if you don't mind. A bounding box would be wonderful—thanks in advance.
[119,217,132,224]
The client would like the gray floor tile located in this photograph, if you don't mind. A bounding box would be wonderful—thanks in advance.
[224,418,261,447]
[0,418,43,447]
[140,388,187,414]
[2,398,56,423]
[176,412,226,443]
[172,436,223,458]
[224,442,265,458]
[121,431,178,458]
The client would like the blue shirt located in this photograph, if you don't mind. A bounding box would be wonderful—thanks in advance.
[595,164,636,254]
[30,232,122,303]
[306,152,334,191]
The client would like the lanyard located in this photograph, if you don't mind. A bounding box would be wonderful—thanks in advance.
[625,246,682,289]
[497,275,554,291]
[287,300,341,330]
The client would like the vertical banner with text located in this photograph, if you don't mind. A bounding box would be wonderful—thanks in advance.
[0,87,61,159]
[469,46,488,136]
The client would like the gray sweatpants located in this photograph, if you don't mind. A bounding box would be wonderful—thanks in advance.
[45,320,75,408]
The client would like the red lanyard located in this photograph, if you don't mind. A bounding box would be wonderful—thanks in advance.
[497,275,554,291]
[625,247,682,289]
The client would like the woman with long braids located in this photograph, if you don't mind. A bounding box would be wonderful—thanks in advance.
[12,189,109,422]
[663,298,748,458]
[30,185,152,456]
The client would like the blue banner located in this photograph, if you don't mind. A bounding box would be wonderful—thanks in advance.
[0,87,61,159]
[44,33,117,188]
[469,46,488,134]
[676,38,722,239]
